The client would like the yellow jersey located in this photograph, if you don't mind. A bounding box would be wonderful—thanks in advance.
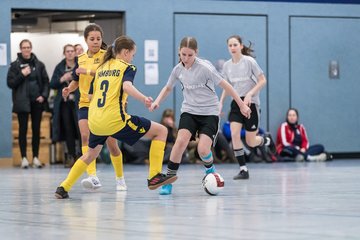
[88,58,137,136]
[73,49,106,108]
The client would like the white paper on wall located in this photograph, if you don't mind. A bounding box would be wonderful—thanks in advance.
[144,63,159,85]
[144,40,158,62]
[0,43,7,66]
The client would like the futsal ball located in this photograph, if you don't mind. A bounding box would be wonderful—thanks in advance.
[202,173,225,195]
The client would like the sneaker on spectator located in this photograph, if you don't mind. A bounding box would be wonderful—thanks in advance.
[233,170,250,180]
[159,184,173,195]
[21,157,29,169]
[307,153,327,162]
[55,186,69,199]
[116,177,127,191]
[147,173,177,190]
[81,175,102,190]
[32,157,43,168]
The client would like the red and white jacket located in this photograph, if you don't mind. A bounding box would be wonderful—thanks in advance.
[276,122,309,154]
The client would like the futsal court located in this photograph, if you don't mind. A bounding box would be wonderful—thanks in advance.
[0,160,359,239]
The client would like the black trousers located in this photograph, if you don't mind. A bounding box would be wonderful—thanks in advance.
[17,102,43,158]
[60,101,77,157]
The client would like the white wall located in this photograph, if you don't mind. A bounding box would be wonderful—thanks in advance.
[11,33,87,78]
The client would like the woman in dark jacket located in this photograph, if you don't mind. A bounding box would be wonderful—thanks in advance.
[7,39,49,168]
[50,44,80,167]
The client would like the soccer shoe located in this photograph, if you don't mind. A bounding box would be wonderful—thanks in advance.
[159,184,173,195]
[233,170,250,180]
[147,173,177,190]
[55,186,69,199]
[116,177,127,191]
[205,165,216,174]
[21,157,29,169]
[81,176,102,190]
[32,157,43,168]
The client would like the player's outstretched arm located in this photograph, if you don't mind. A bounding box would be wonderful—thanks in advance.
[123,81,153,107]
[149,86,172,112]
[62,81,79,98]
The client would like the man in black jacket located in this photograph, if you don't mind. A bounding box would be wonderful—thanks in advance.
[7,39,49,168]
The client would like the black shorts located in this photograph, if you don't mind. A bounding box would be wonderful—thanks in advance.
[178,112,219,143]
[78,107,88,120]
[88,115,151,149]
[228,99,260,132]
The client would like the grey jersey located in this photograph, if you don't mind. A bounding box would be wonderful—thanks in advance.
[166,58,223,116]
[222,55,264,106]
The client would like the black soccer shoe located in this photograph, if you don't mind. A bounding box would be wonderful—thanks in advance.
[233,170,250,180]
[147,173,178,190]
[55,186,69,199]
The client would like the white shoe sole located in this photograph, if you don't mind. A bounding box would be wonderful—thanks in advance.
[81,179,102,190]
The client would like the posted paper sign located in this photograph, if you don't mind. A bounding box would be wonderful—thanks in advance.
[0,43,7,66]
[144,63,159,85]
[144,40,158,62]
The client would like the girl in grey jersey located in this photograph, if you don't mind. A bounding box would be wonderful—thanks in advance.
[220,35,269,180]
[150,37,251,195]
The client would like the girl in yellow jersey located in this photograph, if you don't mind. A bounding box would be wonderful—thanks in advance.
[62,24,126,191]
[55,36,177,199]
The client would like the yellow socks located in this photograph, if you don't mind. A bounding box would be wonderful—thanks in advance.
[148,140,166,179]
[82,146,96,176]
[111,152,124,178]
[60,160,88,192]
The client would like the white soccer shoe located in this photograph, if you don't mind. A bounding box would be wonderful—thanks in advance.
[32,157,43,168]
[116,177,127,191]
[21,157,29,169]
[81,176,102,190]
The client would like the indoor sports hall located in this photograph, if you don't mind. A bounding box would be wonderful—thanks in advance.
[0,0,359,239]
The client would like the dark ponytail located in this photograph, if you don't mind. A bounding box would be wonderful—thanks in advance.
[227,35,255,58]
[101,41,107,50]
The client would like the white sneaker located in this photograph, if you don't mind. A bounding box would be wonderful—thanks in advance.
[81,176,102,190]
[116,177,127,191]
[32,157,43,168]
[21,157,29,169]
[307,153,327,162]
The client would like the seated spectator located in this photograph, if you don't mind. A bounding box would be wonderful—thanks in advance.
[276,108,330,162]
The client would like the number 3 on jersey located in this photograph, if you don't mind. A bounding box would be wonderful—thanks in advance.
[97,80,109,107]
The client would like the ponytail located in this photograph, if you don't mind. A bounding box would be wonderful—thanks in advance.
[241,42,254,57]
[98,45,115,68]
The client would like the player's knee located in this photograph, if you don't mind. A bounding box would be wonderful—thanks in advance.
[197,146,210,158]
[107,144,120,156]
[246,138,257,147]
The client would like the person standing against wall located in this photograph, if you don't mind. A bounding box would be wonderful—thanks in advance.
[150,36,251,195]
[7,39,50,168]
[62,24,127,191]
[219,35,270,180]
[50,44,80,168]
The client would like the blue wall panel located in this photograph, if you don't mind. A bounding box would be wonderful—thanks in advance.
[290,17,360,152]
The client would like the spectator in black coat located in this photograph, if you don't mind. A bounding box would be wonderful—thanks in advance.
[7,39,49,168]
